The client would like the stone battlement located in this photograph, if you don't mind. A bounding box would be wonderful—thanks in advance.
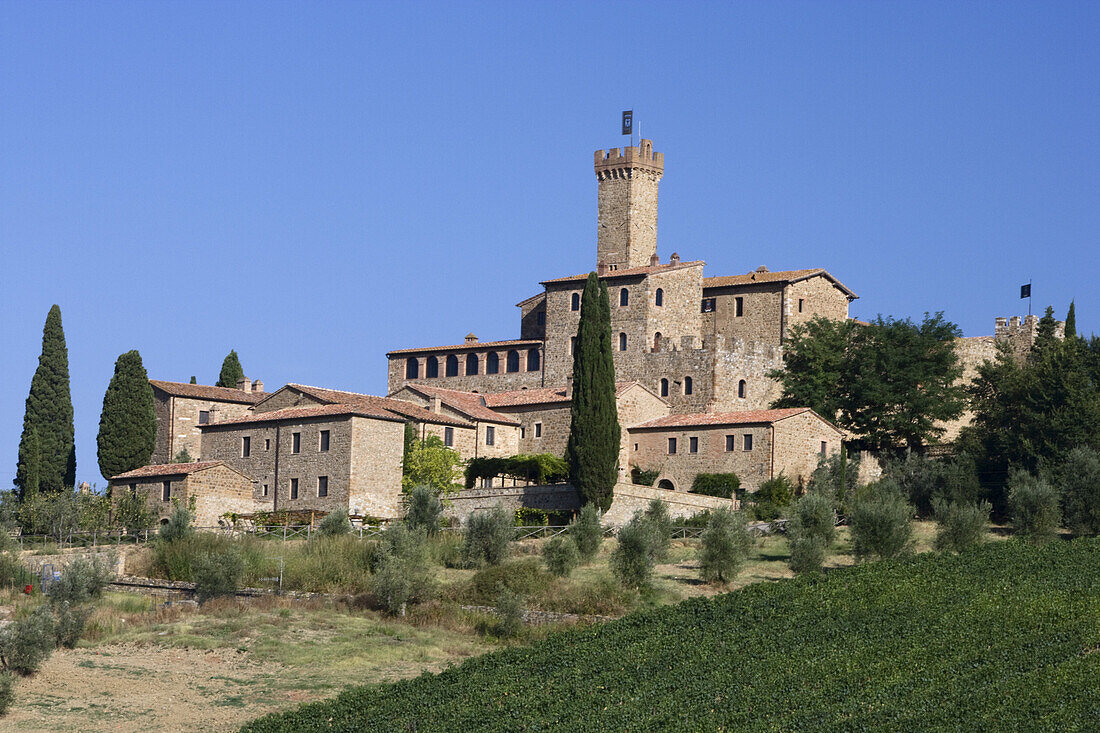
[594,139,664,179]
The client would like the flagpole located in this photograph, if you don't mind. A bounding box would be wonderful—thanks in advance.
[1028,279,1032,316]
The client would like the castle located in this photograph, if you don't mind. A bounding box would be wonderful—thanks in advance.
[109,136,1042,525]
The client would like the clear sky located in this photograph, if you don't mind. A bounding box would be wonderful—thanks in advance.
[2,1,1097,489]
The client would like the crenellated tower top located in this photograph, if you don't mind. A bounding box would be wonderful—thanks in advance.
[594,139,663,270]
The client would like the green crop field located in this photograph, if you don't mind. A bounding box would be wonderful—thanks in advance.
[242,538,1100,732]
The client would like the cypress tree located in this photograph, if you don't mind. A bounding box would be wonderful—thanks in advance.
[18,428,41,497]
[1065,301,1077,340]
[216,350,245,388]
[565,273,619,511]
[97,350,157,479]
[16,306,76,495]
[189,376,197,384]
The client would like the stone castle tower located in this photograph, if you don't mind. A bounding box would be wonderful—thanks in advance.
[595,139,664,270]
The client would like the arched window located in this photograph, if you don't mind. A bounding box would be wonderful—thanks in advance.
[684,376,693,395]
[405,358,419,379]
[445,355,459,377]
[426,356,439,378]
[738,379,747,398]
[486,352,499,374]
[506,350,520,373]
[657,479,674,491]
[527,348,541,371]
[660,378,669,397]
[465,353,479,376]
[571,293,580,311]
[653,332,662,352]
[620,288,629,306]
[619,332,627,351]
[655,288,664,306]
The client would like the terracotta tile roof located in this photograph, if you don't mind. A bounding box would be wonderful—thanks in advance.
[703,268,857,299]
[400,384,520,425]
[198,403,404,427]
[483,381,658,408]
[110,461,224,480]
[515,292,545,308]
[284,384,473,428]
[540,260,705,285]
[629,408,832,430]
[386,339,542,357]
[149,380,266,404]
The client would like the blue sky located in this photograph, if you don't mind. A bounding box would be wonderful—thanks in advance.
[2,1,1097,489]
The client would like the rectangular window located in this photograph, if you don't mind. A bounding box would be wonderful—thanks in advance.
[633,443,639,452]
[162,481,171,502]
[725,434,735,452]
[242,436,251,458]
[264,438,271,451]
[701,298,716,313]
[534,422,542,438]
[292,432,301,454]
[798,298,805,313]
[262,484,269,497]
[821,441,827,455]
[668,437,677,455]
[520,426,526,439]
[198,410,210,425]
[319,430,330,452]
[485,426,495,446]
[743,434,753,451]
[689,436,699,454]
[317,476,328,497]
[735,297,744,317]
[290,478,299,500]
[444,427,454,447]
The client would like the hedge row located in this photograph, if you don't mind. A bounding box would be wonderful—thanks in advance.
[465,454,569,489]
[242,539,1100,732]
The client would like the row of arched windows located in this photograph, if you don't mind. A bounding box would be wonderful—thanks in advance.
[570,287,666,312]
[405,349,541,379]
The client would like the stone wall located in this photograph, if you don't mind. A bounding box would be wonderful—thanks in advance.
[152,394,253,464]
[518,294,547,340]
[704,282,785,346]
[388,344,546,394]
[348,416,404,518]
[708,337,785,412]
[771,411,844,488]
[629,423,774,492]
[595,140,663,269]
[783,275,851,337]
[109,464,256,527]
[602,482,739,526]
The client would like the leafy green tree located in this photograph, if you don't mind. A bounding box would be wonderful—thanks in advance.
[543,536,579,577]
[1064,301,1076,340]
[189,376,197,384]
[192,546,244,603]
[850,480,913,560]
[1008,469,1061,544]
[787,492,836,574]
[883,452,982,518]
[569,503,603,563]
[642,498,672,561]
[932,498,990,553]
[172,448,192,463]
[159,503,195,543]
[97,350,157,480]
[18,428,40,498]
[610,512,658,590]
[402,436,463,494]
[216,350,245,388]
[112,488,156,534]
[753,474,794,521]
[1031,306,1059,356]
[566,273,620,511]
[462,507,513,567]
[404,485,443,535]
[698,507,752,584]
[16,305,75,495]
[772,313,965,451]
[1062,446,1100,536]
[807,451,861,515]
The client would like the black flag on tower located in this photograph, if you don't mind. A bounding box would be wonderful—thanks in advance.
[622,110,633,136]
[1020,284,1031,299]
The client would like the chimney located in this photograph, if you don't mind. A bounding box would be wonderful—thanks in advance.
[236,377,252,393]
[252,379,264,393]
[465,333,478,344]
[650,253,659,267]
[669,252,680,265]
[430,396,443,413]
[597,260,609,276]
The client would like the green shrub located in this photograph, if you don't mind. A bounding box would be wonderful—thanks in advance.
[543,536,579,577]
[642,499,672,562]
[753,474,795,521]
[493,585,525,639]
[850,480,913,560]
[280,535,375,594]
[698,508,752,584]
[514,507,549,526]
[1061,446,1100,537]
[673,510,712,529]
[316,508,351,538]
[932,498,991,553]
[152,532,232,581]
[47,556,112,607]
[192,546,244,603]
[52,602,91,649]
[786,492,836,574]
[788,534,828,575]
[808,451,861,515]
[405,485,443,535]
[884,453,982,517]
[630,467,659,486]
[158,503,195,543]
[466,558,552,604]
[569,504,603,563]
[428,532,464,569]
[462,507,513,568]
[465,454,569,488]
[690,473,741,499]
[0,671,13,716]
[370,524,434,616]
[1008,470,1061,544]
[0,606,55,675]
[610,513,658,590]
[0,552,33,590]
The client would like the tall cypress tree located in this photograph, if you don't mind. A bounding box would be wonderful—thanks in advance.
[1065,301,1077,340]
[217,350,245,388]
[15,305,76,495]
[566,273,620,511]
[97,350,157,479]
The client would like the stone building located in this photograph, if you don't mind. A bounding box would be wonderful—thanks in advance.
[108,461,256,527]
[149,379,266,464]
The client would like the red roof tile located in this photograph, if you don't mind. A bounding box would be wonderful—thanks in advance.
[703,268,857,298]
[629,408,837,430]
[386,339,543,357]
[284,384,473,427]
[198,403,404,427]
[150,380,266,404]
[110,461,226,480]
[399,384,520,425]
[540,260,704,285]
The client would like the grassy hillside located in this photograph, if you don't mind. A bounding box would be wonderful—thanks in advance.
[242,539,1100,732]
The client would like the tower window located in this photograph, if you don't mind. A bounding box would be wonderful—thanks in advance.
[426,356,439,378]
[655,288,663,306]
[466,353,479,376]
[527,348,541,371]
[619,332,627,351]
[684,376,693,395]
[743,434,753,451]
[738,380,747,399]
[319,430,330,452]
[660,378,669,397]
[445,355,459,377]
[820,441,828,455]
[485,426,495,446]
[653,332,662,352]
[689,436,699,454]
[725,435,735,452]
[317,476,328,498]
[405,358,419,379]
[292,432,301,454]
[506,350,520,372]
[162,481,171,502]
[619,288,629,307]
[486,351,499,374]
[241,436,251,458]
[444,427,454,447]
[570,337,577,355]
[735,297,744,317]
[798,298,805,313]
[668,438,677,455]
[571,292,580,311]
[290,478,299,500]
[534,422,542,438]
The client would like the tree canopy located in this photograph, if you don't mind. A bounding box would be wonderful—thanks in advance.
[97,350,157,479]
[16,305,76,495]
[771,313,965,451]
[216,350,245,388]
[565,273,619,510]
